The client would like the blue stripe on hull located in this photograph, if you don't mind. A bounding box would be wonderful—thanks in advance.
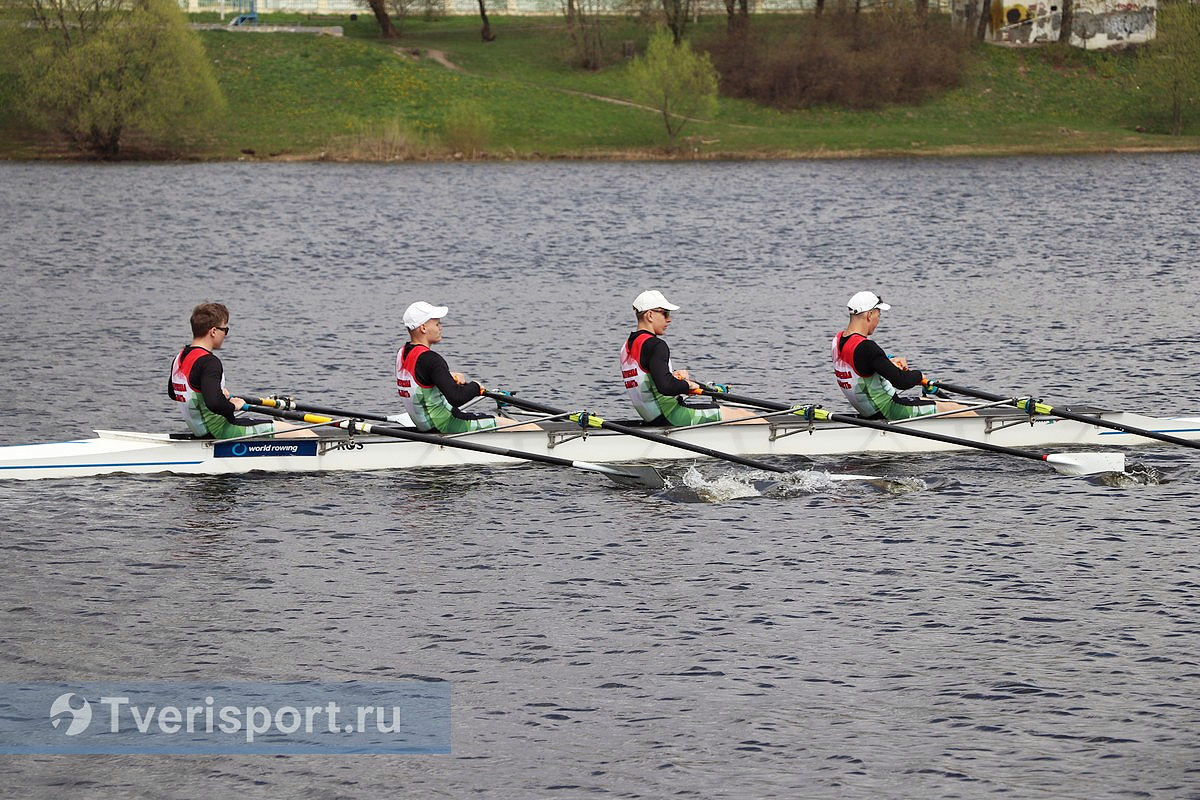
[1098,428,1200,436]
[0,461,206,471]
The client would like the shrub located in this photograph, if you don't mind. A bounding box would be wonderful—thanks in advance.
[15,0,225,157]
[628,28,719,148]
[334,116,430,160]
[441,101,494,156]
[704,9,971,110]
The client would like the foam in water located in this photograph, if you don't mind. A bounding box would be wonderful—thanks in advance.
[664,466,931,502]
[1092,462,1168,487]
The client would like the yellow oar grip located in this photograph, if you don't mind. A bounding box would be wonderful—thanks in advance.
[568,412,606,429]
[787,405,831,421]
[1016,399,1054,415]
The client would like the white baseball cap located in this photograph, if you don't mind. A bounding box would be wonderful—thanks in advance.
[847,291,891,315]
[403,301,448,330]
[632,289,680,314]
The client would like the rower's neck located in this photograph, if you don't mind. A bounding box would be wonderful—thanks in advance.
[844,319,871,337]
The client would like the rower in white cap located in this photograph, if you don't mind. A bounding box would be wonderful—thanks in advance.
[619,290,760,427]
[832,291,973,420]
[396,301,537,433]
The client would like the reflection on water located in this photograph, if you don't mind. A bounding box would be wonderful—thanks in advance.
[1,157,1198,799]
[172,475,244,532]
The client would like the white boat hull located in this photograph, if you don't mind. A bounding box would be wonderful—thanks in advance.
[1,410,1198,480]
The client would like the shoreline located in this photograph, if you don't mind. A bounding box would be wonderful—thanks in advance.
[5,141,1199,164]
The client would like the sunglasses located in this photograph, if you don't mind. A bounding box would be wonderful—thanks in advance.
[215,326,230,334]
[653,308,672,319]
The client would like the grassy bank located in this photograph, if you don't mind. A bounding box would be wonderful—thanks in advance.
[3,12,1198,160]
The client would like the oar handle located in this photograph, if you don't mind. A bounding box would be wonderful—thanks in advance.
[251,396,394,423]
[700,387,791,412]
[483,391,561,417]
[931,382,1005,402]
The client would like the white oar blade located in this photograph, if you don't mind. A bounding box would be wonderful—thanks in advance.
[1044,452,1126,476]
[578,461,666,490]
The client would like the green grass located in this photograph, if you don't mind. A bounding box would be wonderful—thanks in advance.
[2,11,1198,159]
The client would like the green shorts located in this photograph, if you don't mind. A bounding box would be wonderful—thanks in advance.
[661,401,723,427]
[201,407,275,439]
[875,396,938,421]
[436,415,499,434]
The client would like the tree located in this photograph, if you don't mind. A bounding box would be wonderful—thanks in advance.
[384,0,420,35]
[722,0,748,34]
[18,0,224,157]
[1057,0,1073,43]
[478,0,495,41]
[661,0,693,45]
[1136,0,1200,135]
[364,0,399,38]
[628,29,719,149]
[563,0,605,68]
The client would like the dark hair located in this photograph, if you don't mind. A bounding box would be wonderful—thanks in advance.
[190,303,229,337]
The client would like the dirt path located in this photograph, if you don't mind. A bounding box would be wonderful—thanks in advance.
[393,47,465,73]
[423,48,466,73]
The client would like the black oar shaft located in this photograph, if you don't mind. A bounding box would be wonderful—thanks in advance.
[702,390,790,412]
[483,392,799,473]
[244,404,662,488]
[935,382,1200,451]
[700,388,1052,465]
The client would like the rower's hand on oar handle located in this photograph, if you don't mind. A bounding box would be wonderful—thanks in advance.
[451,371,467,384]
[920,378,951,398]
[231,396,247,411]
[890,355,910,370]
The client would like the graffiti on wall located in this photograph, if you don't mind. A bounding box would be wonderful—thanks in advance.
[961,0,1156,48]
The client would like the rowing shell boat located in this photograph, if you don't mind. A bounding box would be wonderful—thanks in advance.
[1,407,1197,481]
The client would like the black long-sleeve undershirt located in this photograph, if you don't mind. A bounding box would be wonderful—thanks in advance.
[847,335,924,390]
[166,346,238,421]
[405,344,483,407]
[630,332,691,396]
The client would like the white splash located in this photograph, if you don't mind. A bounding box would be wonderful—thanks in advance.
[680,465,765,502]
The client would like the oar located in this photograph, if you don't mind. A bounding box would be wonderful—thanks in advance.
[482,391,810,474]
[699,388,1124,477]
[252,396,399,424]
[243,403,665,490]
[933,382,1200,452]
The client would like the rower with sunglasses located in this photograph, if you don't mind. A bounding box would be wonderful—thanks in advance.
[168,302,312,439]
[832,291,973,421]
[620,290,760,427]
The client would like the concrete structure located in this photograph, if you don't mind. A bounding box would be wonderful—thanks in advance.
[954,0,1156,48]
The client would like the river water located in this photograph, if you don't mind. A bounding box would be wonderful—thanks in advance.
[0,157,1197,798]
